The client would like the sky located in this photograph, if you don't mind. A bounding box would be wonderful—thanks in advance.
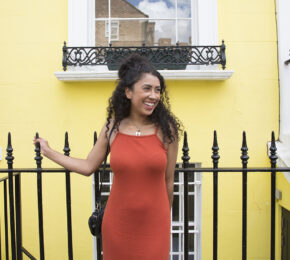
[126,0,192,44]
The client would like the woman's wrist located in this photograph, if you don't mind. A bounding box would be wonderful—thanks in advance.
[42,145,52,157]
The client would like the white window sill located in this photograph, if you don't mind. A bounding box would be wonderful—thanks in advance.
[54,69,234,81]
[268,134,290,183]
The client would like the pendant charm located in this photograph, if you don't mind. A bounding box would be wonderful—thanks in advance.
[136,130,141,136]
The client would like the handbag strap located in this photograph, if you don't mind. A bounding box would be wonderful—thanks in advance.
[95,123,115,207]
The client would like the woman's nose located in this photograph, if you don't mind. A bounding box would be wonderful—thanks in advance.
[149,90,158,99]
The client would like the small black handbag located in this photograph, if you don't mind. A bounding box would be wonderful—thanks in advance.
[88,127,113,237]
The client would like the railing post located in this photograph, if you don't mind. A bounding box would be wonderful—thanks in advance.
[182,131,190,260]
[15,170,23,260]
[93,132,102,260]
[64,132,73,260]
[220,40,226,70]
[212,130,220,260]
[6,133,16,260]
[34,132,45,260]
[62,41,67,71]
[269,131,277,260]
[3,179,9,260]
[241,131,249,260]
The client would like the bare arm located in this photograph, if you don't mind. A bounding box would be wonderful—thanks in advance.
[165,136,179,208]
[33,124,110,176]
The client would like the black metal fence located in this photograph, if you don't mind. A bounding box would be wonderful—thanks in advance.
[61,41,226,71]
[1,131,290,260]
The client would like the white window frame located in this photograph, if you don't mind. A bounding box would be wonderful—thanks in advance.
[54,0,234,80]
[67,0,219,46]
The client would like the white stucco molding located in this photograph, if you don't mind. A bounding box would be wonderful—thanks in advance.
[54,70,234,81]
[268,134,290,183]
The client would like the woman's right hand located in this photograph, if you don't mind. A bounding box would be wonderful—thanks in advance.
[33,136,51,156]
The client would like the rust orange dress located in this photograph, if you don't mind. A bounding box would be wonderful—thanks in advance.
[101,128,170,260]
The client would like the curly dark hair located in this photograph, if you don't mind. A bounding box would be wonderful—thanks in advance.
[105,54,182,143]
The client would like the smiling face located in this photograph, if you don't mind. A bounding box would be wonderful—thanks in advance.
[125,73,161,118]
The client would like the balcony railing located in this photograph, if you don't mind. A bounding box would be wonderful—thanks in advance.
[1,131,289,260]
[62,41,226,71]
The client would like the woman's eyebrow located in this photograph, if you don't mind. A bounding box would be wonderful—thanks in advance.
[143,84,161,88]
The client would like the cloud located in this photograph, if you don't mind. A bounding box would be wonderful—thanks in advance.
[137,0,191,44]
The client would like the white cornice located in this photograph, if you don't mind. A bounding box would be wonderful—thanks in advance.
[54,70,234,81]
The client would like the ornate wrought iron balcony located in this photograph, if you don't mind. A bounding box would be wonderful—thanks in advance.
[62,41,226,71]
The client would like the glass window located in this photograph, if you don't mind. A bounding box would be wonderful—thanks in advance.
[105,21,119,40]
[95,0,193,46]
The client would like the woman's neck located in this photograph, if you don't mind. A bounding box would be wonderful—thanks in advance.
[127,114,151,126]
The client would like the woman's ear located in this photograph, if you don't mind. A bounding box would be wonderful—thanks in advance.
[125,87,132,99]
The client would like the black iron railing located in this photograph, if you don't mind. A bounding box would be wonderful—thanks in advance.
[0,130,289,260]
[62,41,226,71]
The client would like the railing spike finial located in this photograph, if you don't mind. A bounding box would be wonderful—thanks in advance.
[34,132,43,168]
[241,131,249,167]
[269,131,278,167]
[220,40,226,70]
[213,130,218,146]
[8,132,11,146]
[211,130,220,167]
[182,131,190,168]
[94,131,97,145]
[62,42,68,71]
[183,131,188,147]
[63,132,70,156]
[242,131,247,147]
[6,132,14,167]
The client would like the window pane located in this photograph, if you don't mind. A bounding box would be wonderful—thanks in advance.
[96,21,109,46]
[152,20,176,45]
[95,0,108,18]
[96,19,178,46]
[111,0,149,18]
[177,0,191,18]
[172,194,179,221]
[177,19,191,45]
[134,0,175,19]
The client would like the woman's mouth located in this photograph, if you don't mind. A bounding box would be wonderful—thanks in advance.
[144,102,155,110]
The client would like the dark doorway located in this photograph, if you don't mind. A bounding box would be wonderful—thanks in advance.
[282,207,290,260]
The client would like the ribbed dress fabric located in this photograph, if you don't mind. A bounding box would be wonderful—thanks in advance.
[101,129,170,260]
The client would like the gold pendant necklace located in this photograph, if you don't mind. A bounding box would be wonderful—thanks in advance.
[129,120,142,136]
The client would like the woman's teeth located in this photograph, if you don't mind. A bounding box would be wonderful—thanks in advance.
[144,102,154,107]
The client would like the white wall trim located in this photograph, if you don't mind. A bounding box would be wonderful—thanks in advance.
[68,0,95,46]
[54,69,233,81]
[197,0,218,45]
[275,0,290,183]
[276,0,290,146]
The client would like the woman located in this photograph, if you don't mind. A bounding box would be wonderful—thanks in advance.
[34,54,182,260]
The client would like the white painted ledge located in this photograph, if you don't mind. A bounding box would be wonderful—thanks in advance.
[54,69,234,81]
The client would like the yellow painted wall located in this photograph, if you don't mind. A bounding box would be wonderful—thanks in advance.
[0,0,279,259]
